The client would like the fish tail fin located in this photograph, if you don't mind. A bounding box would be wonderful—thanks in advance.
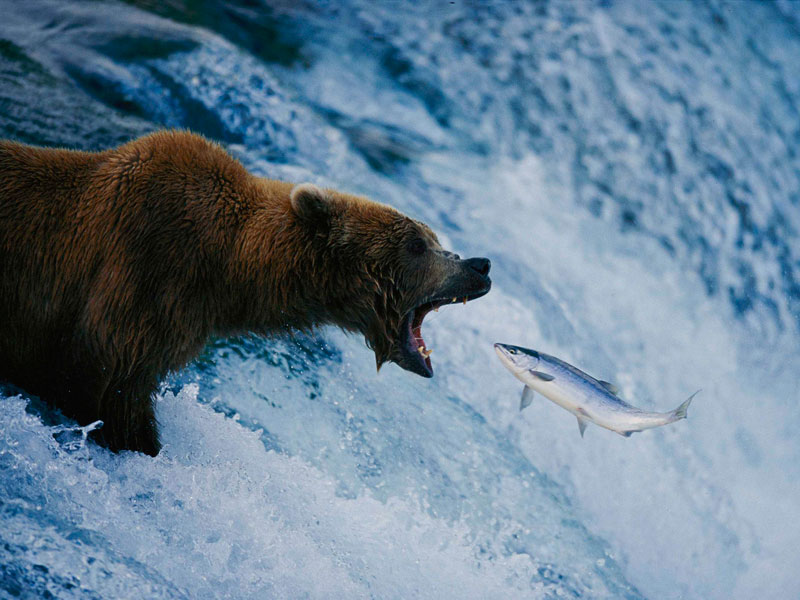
[672,389,701,420]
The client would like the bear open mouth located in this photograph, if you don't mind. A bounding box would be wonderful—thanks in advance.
[400,290,490,377]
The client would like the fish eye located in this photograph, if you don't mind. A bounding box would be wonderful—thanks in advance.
[509,348,517,355]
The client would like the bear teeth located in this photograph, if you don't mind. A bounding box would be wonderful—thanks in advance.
[417,346,433,358]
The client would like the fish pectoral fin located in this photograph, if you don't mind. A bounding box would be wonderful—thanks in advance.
[530,371,555,382]
[576,407,589,438]
[520,386,534,411]
[576,416,588,438]
[599,380,619,395]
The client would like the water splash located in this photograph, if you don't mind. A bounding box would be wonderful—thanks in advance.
[1,0,799,598]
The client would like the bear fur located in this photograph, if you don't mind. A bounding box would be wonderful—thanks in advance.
[0,131,490,455]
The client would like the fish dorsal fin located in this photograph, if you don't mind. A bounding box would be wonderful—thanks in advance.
[520,386,534,411]
[599,380,619,395]
[530,371,555,382]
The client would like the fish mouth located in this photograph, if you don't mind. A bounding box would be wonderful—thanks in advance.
[493,343,516,370]
[494,343,539,372]
[493,343,511,363]
[400,287,490,378]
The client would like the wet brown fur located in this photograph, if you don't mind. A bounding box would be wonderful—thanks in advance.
[0,130,484,455]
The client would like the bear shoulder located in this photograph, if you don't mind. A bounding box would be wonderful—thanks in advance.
[108,130,244,179]
[96,130,271,217]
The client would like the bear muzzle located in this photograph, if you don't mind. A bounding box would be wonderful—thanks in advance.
[395,255,491,378]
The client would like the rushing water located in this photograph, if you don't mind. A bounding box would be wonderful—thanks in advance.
[1,1,799,598]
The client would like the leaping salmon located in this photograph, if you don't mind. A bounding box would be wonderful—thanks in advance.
[494,343,698,438]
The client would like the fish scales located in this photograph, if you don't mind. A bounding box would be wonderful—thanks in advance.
[494,343,698,437]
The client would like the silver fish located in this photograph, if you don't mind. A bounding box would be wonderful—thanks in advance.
[494,343,698,437]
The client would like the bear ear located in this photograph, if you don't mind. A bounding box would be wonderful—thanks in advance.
[290,183,333,228]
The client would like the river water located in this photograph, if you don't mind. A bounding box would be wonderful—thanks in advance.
[1,1,799,598]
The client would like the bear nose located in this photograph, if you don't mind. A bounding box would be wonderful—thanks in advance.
[466,257,491,277]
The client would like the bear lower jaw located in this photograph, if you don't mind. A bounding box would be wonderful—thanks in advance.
[393,304,434,378]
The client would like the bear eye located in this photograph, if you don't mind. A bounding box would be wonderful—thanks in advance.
[407,237,427,256]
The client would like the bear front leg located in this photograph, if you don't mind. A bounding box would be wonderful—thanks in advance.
[92,374,162,456]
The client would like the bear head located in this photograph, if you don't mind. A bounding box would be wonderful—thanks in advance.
[290,183,491,378]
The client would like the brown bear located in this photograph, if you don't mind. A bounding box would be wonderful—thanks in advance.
[0,130,491,456]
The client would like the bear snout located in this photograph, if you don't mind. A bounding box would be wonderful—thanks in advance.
[465,257,491,278]
[450,256,491,301]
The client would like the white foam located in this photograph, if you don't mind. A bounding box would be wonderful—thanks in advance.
[0,387,560,599]
[2,1,800,597]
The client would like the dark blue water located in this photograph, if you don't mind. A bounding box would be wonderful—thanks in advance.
[1,1,799,598]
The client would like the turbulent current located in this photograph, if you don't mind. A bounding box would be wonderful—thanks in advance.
[1,1,799,598]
